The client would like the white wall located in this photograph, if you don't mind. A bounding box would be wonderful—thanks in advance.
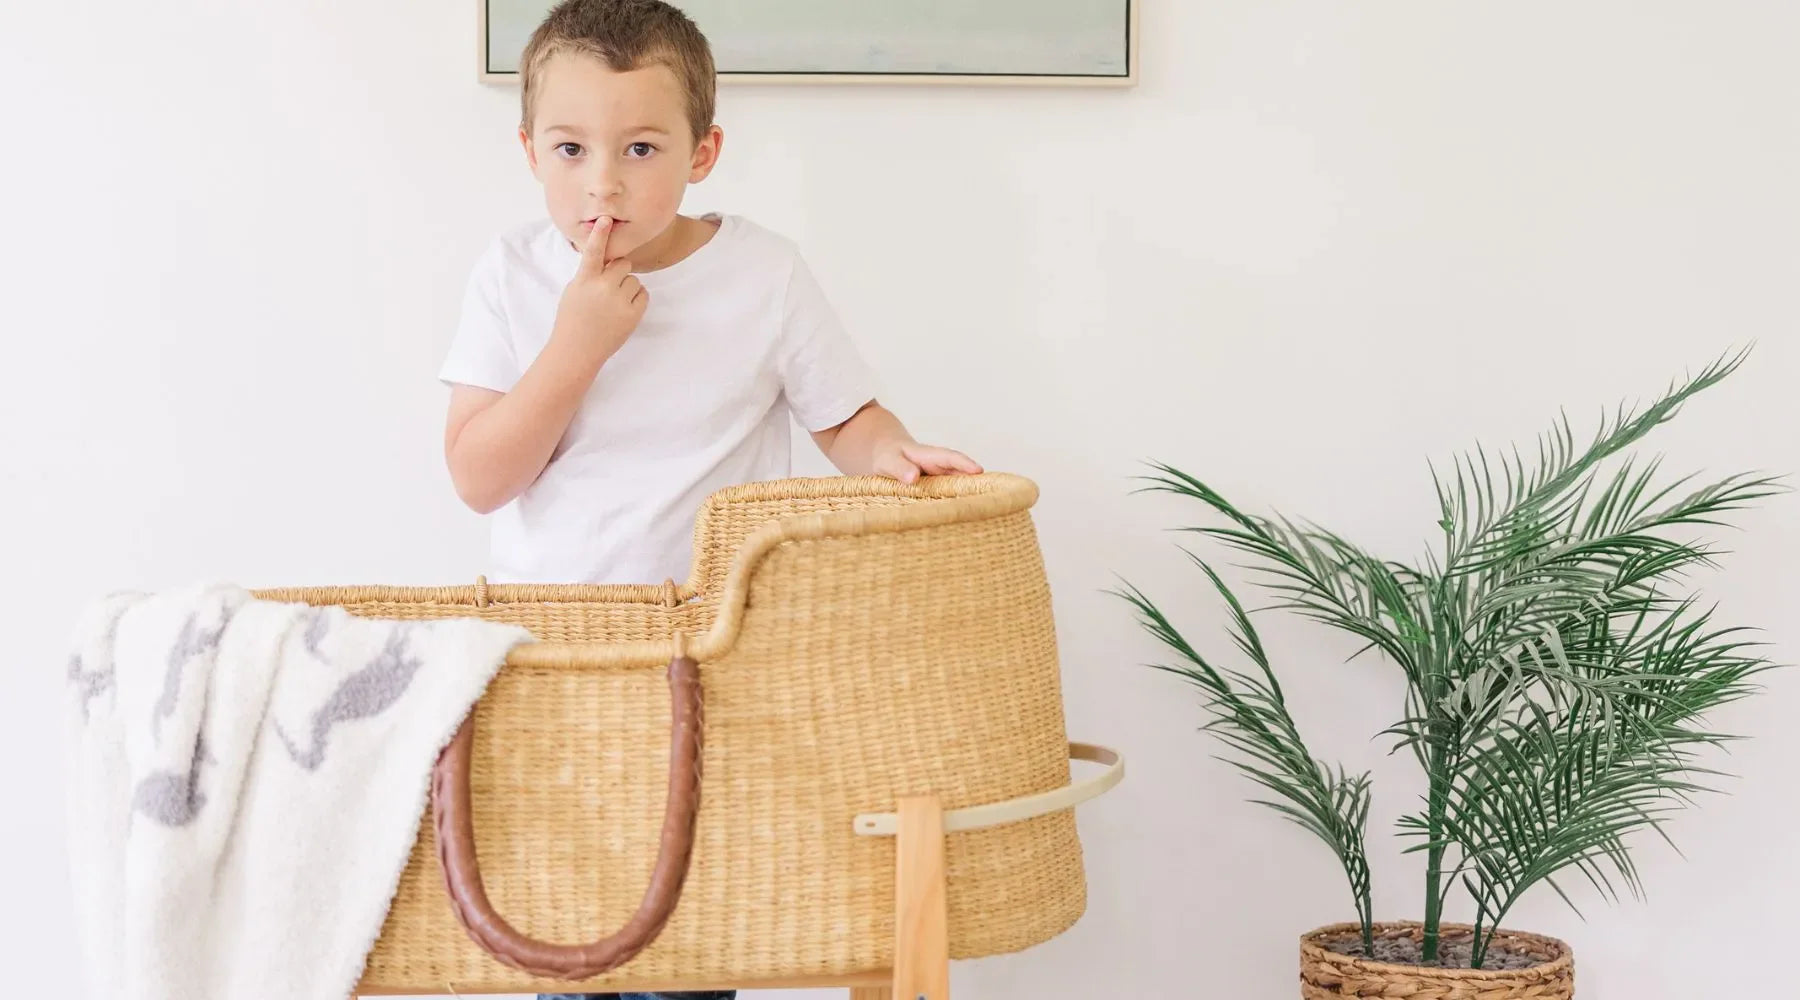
[4,1,1797,995]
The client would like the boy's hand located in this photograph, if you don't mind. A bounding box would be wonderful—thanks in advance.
[551,216,647,362]
[811,402,981,483]
[871,440,984,485]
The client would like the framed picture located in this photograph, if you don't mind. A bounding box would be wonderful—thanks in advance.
[481,0,1137,86]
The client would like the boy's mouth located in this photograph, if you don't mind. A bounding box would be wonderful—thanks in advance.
[581,217,625,228]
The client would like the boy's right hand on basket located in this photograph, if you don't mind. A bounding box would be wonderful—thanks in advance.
[551,216,647,362]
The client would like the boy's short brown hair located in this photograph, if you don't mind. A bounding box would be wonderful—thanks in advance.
[519,0,717,141]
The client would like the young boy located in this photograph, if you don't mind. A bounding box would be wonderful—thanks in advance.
[441,0,980,592]
[438,2,979,998]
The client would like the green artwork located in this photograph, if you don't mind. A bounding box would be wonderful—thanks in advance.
[484,0,1133,80]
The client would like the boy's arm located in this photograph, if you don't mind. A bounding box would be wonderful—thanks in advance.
[444,337,610,513]
[445,217,646,514]
[810,401,983,484]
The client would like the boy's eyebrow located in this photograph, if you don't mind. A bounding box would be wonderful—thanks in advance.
[541,124,671,136]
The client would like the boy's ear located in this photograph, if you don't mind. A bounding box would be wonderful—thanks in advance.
[688,124,724,183]
[519,125,540,175]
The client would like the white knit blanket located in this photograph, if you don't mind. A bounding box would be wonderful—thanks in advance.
[64,583,530,1000]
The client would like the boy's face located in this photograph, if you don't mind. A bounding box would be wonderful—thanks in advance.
[520,51,722,263]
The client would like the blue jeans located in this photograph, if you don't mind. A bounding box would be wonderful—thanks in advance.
[538,994,735,1000]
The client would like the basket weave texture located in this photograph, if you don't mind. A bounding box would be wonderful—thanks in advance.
[1300,922,1575,1000]
[257,473,1085,992]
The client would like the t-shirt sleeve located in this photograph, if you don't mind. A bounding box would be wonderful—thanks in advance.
[437,243,522,392]
[778,253,879,432]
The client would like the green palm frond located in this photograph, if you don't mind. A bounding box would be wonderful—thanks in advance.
[1438,348,1753,573]
[1117,557,1376,952]
[1141,467,1428,681]
[1455,465,1781,668]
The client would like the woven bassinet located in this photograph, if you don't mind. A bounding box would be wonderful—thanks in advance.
[256,472,1113,995]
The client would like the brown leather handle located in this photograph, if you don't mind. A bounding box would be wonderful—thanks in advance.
[431,654,703,979]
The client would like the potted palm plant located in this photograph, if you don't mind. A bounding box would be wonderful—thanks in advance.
[1120,351,1782,998]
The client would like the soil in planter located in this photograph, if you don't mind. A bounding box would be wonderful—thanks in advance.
[1319,932,1548,972]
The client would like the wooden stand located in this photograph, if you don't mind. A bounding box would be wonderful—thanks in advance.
[834,795,956,1000]
[766,795,952,1000]
[889,795,949,1000]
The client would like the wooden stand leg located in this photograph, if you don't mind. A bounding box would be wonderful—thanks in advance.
[890,795,949,1000]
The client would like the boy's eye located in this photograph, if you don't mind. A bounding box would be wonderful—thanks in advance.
[555,142,583,158]
[626,142,657,158]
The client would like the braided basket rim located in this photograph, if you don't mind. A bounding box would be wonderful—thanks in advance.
[1301,921,1574,981]
[254,472,1039,671]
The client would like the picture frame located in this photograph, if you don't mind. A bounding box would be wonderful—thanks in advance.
[479,0,1138,87]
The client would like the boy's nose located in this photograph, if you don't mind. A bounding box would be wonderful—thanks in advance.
[586,166,625,198]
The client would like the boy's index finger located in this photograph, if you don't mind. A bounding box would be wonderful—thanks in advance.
[583,215,613,266]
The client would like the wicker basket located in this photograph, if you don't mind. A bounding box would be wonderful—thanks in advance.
[1300,922,1575,999]
[257,472,1119,996]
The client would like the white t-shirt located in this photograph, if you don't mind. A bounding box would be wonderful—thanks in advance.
[439,214,878,585]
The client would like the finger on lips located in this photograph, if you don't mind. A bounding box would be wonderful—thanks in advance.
[584,216,612,260]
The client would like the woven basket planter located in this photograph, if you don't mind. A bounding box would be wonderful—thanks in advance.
[256,472,1120,996]
[1300,921,1574,1000]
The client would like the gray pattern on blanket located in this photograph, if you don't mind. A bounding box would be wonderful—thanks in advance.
[277,628,427,771]
[67,602,132,722]
[302,606,333,659]
[154,604,235,741]
[133,732,214,826]
[68,653,113,722]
